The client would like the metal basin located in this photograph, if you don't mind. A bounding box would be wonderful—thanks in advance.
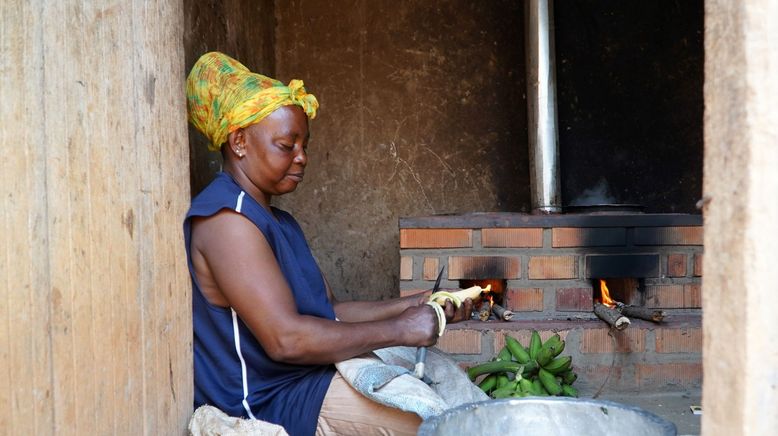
[418,397,676,436]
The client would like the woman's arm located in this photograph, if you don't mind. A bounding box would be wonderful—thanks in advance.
[191,210,440,366]
[326,279,474,324]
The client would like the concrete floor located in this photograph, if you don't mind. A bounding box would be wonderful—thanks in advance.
[598,390,702,435]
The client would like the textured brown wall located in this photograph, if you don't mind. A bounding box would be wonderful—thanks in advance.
[184,0,277,195]
[275,0,529,300]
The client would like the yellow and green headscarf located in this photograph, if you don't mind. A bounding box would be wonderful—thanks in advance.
[186,51,319,151]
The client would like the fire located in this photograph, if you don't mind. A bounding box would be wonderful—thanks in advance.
[483,290,494,308]
[599,279,616,308]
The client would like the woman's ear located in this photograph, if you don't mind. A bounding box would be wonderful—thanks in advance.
[227,129,246,158]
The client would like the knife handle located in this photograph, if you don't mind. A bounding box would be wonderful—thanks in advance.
[414,346,427,379]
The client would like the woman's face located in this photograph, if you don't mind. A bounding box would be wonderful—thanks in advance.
[235,105,310,200]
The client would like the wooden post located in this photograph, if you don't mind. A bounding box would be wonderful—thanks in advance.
[0,1,192,434]
[704,1,778,434]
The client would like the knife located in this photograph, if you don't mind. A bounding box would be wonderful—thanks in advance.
[414,266,445,381]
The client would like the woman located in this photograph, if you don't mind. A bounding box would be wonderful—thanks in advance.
[184,52,472,436]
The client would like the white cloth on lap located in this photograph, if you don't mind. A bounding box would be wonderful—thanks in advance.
[334,346,489,420]
[188,405,289,436]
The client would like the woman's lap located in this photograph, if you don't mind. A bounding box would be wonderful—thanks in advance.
[316,372,422,436]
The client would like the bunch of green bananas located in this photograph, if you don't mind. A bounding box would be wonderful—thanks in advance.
[467,331,578,398]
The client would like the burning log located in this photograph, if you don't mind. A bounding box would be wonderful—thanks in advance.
[491,303,514,321]
[478,301,492,321]
[618,304,665,323]
[594,302,630,330]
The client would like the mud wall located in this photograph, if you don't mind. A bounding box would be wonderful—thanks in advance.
[275,1,528,300]
[186,0,703,301]
[184,0,276,195]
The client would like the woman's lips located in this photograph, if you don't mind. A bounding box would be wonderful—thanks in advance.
[287,173,304,182]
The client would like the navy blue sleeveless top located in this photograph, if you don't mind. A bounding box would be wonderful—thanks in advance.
[183,172,336,436]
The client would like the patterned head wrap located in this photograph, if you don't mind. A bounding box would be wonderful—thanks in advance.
[186,52,319,151]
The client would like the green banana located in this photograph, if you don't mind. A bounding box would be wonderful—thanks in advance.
[543,333,560,347]
[529,331,542,360]
[543,333,564,355]
[505,335,531,364]
[496,345,512,362]
[531,379,548,396]
[491,381,520,399]
[478,374,497,393]
[561,384,579,397]
[521,360,539,377]
[518,378,533,393]
[543,356,572,374]
[562,370,578,385]
[467,360,523,381]
[535,346,554,367]
[539,368,563,396]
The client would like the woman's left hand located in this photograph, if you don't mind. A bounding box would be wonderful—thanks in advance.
[443,298,474,324]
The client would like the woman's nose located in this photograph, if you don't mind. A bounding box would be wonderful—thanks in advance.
[293,148,307,165]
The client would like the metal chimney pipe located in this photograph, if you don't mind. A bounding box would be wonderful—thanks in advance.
[526,0,562,213]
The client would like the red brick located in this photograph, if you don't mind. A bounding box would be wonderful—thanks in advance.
[481,228,543,248]
[556,287,593,312]
[493,329,570,352]
[635,363,702,389]
[423,257,439,280]
[693,253,703,276]
[435,329,482,354]
[645,285,685,308]
[645,284,701,308]
[634,226,703,245]
[400,256,413,280]
[448,256,521,280]
[505,288,544,312]
[552,227,626,247]
[528,256,578,279]
[684,283,702,308]
[667,253,687,277]
[399,228,472,248]
[578,365,627,389]
[580,328,646,353]
[656,327,702,353]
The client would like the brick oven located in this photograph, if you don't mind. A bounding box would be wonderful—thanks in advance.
[398,212,703,393]
[396,0,703,395]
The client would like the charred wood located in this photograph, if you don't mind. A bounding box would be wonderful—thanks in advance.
[491,303,514,321]
[478,301,492,321]
[618,305,665,323]
[594,302,630,330]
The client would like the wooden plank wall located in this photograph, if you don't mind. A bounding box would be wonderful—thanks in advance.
[0,1,192,434]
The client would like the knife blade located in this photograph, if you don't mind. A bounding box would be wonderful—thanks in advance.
[414,266,445,381]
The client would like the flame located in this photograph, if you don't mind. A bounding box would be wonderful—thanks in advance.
[599,279,616,308]
[484,291,494,308]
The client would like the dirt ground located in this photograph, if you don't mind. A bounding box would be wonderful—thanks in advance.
[599,390,702,435]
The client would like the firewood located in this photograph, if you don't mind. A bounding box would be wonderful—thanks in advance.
[478,301,492,321]
[618,305,665,322]
[491,303,514,321]
[594,302,630,330]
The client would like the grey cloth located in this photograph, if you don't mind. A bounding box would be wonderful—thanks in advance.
[335,346,489,420]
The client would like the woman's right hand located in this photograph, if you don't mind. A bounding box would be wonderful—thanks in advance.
[396,304,439,347]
